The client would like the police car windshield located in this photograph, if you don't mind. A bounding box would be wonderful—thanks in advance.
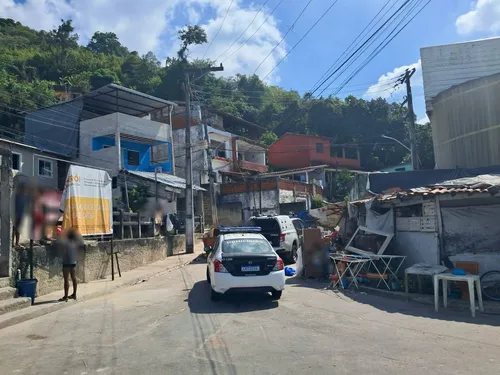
[222,238,272,254]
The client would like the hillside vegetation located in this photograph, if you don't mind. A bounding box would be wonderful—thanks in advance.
[0,18,434,170]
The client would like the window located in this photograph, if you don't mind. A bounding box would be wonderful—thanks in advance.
[222,238,273,254]
[127,150,140,166]
[38,158,53,178]
[316,143,324,153]
[12,152,21,171]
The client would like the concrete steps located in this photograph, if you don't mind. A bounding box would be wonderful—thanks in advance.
[0,277,10,288]
[0,297,31,315]
[0,287,17,301]
[0,278,33,317]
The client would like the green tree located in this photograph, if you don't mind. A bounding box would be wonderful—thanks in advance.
[259,131,278,146]
[87,31,128,56]
[177,25,207,61]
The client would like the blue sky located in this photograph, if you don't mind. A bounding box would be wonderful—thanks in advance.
[3,0,500,122]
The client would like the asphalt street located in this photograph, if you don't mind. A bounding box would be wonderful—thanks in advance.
[0,260,499,375]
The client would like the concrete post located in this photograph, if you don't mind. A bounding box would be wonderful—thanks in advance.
[0,149,13,277]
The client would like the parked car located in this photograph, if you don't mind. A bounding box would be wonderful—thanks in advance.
[205,229,285,301]
[248,215,301,263]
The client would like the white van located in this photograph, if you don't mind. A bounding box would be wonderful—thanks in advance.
[248,215,304,264]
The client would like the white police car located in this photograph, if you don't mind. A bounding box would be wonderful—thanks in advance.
[205,227,285,301]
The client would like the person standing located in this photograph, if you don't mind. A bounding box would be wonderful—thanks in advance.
[58,227,84,302]
[12,182,28,249]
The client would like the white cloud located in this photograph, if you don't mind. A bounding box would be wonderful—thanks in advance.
[0,0,286,82]
[456,0,500,35]
[364,59,422,100]
[417,114,429,124]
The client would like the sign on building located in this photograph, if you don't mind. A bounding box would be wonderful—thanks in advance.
[60,165,113,235]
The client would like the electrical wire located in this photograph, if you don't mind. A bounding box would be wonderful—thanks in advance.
[214,0,271,62]
[309,0,397,94]
[311,0,411,98]
[252,0,314,75]
[202,0,235,59]
[261,0,341,82]
[221,0,285,64]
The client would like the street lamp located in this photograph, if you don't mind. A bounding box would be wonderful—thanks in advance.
[381,135,420,169]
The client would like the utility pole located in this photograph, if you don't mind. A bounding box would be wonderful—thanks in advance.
[203,122,218,227]
[184,64,224,253]
[399,68,419,171]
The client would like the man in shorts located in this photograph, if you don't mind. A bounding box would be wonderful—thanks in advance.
[59,228,84,302]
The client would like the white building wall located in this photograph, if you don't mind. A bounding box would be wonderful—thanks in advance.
[420,37,500,113]
[78,112,172,175]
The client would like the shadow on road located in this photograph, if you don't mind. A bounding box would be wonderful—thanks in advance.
[188,254,207,265]
[285,276,330,290]
[345,289,500,326]
[187,281,279,314]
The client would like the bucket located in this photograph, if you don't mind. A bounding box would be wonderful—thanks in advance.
[17,279,37,305]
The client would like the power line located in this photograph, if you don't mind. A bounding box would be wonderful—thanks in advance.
[330,0,431,96]
[261,0,341,81]
[214,0,271,62]
[221,0,285,64]
[252,0,314,75]
[309,0,397,94]
[310,0,411,98]
[202,0,235,59]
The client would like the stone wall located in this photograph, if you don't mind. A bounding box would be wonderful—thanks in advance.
[13,235,185,296]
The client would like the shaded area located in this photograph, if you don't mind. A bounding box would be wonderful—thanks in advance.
[187,280,278,314]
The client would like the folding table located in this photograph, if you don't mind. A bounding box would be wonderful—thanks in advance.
[329,253,371,291]
[344,226,406,289]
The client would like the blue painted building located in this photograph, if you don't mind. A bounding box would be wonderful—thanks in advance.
[91,135,173,173]
[78,112,174,176]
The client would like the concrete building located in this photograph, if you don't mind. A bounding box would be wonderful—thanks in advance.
[173,125,267,187]
[420,37,500,117]
[431,72,500,169]
[218,178,323,225]
[268,133,360,170]
[78,112,173,175]
[0,137,65,190]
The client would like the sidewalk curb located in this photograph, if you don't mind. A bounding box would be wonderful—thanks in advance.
[0,254,200,331]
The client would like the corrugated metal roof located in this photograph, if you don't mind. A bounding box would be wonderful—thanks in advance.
[127,171,206,191]
[259,165,328,177]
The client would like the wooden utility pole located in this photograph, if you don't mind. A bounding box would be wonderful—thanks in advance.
[183,64,223,253]
[399,68,419,171]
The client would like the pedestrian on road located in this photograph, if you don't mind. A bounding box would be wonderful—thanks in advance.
[58,227,84,302]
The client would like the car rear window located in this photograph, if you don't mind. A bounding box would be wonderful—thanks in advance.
[249,219,281,233]
[222,239,273,254]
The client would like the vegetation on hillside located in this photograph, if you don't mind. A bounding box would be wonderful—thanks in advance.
[0,18,434,170]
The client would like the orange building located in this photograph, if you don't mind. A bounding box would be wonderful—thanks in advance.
[268,133,360,169]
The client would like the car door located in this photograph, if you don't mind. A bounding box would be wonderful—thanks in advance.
[292,219,305,249]
[208,237,221,279]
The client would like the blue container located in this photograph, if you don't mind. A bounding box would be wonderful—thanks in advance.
[17,279,37,305]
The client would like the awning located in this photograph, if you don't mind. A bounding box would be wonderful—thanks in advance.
[81,83,177,120]
[126,171,206,192]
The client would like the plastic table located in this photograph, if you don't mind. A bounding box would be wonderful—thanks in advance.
[433,273,484,317]
[405,264,448,297]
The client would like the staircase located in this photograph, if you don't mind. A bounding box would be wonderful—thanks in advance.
[0,278,31,316]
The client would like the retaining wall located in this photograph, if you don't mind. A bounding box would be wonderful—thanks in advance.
[13,235,185,296]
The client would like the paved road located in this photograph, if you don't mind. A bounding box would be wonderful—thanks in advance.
[1,262,499,375]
